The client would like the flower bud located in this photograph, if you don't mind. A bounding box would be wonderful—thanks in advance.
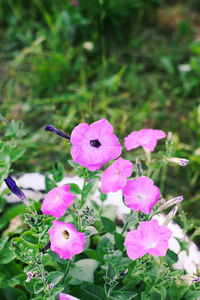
[44,125,70,140]
[167,157,189,166]
[163,205,178,226]
[4,176,30,206]
[156,196,183,213]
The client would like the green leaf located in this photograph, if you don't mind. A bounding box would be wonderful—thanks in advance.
[49,250,68,264]
[52,162,64,182]
[169,285,188,300]
[99,188,107,202]
[91,200,100,211]
[24,278,38,294]
[45,175,57,192]
[0,241,16,264]
[114,231,125,251]
[81,283,106,300]
[0,203,26,227]
[10,148,26,162]
[101,217,116,233]
[3,286,27,300]
[153,286,166,300]
[107,261,116,279]
[111,291,138,300]
[68,160,82,170]
[83,179,97,200]
[21,231,39,246]
[34,281,44,294]
[70,259,99,283]
[0,196,6,213]
[84,226,98,237]
[84,249,98,261]
[0,236,9,251]
[68,183,82,194]
[47,271,64,285]
[163,249,178,267]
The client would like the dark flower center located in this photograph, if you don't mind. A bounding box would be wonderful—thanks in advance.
[63,230,70,240]
[90,139,101,148]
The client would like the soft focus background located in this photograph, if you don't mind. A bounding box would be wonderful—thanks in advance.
[0,1,200,234]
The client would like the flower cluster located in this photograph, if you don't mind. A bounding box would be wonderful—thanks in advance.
[43,118,180,262]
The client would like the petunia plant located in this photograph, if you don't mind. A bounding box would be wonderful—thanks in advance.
[2,118,200,299]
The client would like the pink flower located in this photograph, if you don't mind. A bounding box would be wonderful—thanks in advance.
[101,157,133,193]
[71,0,79,6]
[59,293,80,300]
[41,185,75,219]
[70,119,122,171]
[49,221,86,259]
[122,176,160,214]
[124,129,166,152]
[124,219,172,260]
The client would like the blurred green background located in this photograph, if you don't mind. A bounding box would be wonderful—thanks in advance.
[0,1,200,228]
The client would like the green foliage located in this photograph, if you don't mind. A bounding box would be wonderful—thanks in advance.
[0,0,200,299]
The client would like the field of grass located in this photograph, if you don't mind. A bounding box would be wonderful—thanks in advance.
[1,1,200,237]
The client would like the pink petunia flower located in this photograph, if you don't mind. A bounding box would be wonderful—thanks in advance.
[124,219,172,260]
[101,157,133,193]
[49,221,86,259]
[122,176,160,214]
[41,185,75,219]
[70,119,122,171]
[59,293,80,300]
[71,0,79,6]
[124,129,166,152]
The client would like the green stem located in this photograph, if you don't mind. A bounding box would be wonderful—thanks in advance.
[63,260,72,284]
[80,175,87,209]
[121,211,133,235]
[160,162,168,194]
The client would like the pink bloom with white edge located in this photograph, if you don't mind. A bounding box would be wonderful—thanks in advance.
[124,219,172,260]
[59,293,80,300]
[49,221,86,259]
[124,129,166,152]
[101,157,133,193]
[41,185,75,219]
[70,119,122,171]
[123,176,160,214]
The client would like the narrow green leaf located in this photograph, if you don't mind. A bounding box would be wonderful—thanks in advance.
[114,231,125,251]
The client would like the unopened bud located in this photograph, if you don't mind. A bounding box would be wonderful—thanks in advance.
[136,157,142,175]
[167,132,173,142]
[168,157,189,166]
[163,205,178,226]
[182,275,200,283]
[156,196,183,213]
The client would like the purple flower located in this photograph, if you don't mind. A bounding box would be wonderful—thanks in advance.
[49,221,86,259]
[101,157,133,193]
[45,125,70,140]
[4,175,30,206]
[122,176,160,214]
[124,129,166,152]
[41,185,75,219]
[26,271,35,282]
[70,119,122,171]
[124,219,172,260]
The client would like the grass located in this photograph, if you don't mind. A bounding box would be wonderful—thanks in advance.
[0,0,200,238]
